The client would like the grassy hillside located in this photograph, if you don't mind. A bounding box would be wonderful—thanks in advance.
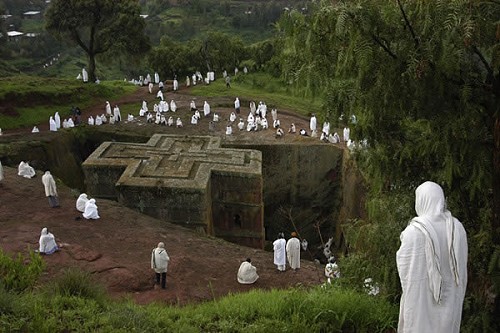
[0,76,137,129]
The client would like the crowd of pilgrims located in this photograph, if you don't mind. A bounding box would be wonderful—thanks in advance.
[14,70,362,149]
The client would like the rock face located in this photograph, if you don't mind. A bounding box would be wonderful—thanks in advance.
[83,134,264,248]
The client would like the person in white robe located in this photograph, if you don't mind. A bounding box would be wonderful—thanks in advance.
[77,73,82,80]
[310,114,317,133]
[82,68,88,83]
[139,108,146,117]
[273,233,286,272]
[127,114,134,122]
[155,112,161,124]
[49,116,57,132]
[249,101,256,115]
[273,119,280,129]
[261,118,269,130]
[106,101,112,116]
[159,100,169,112]
[32,126,40,133]
[192,74,197,85]
[363,278,379,296]
[142,100,148,113]
[100,115,106,124]
[83,199,100,219]
[397,181,468,333]
[18,161,36,178]
[189,111,198,121]
[223,70,227,78]
[76,193,89,212]
[176,117,183,127]
[148,82,154,94]
[238,119,245,130]
[226,124,232,135]
[203,101,210,117]
[261,102,267,118]
[190,100,197,112]
[275,127,284,138]
[95,115,102,126]
[42,171,59,207]
[170,100,177,112]
[343,127,350,142]
[286,232,301,270]
[146,113,153,123]
[186,76,190,87]
[320,131,329,142]
[247,112,254,124]
[146,73,151,84]
[322,122,330,136]
[229,112,236,123]
[234,97,240,114]
[159,81,164,90]
[237,258,259,284]
[213,113,219,122]
[39,227,59,255]
[299,129,308,136]
[329,132,340,143]
[62,119,69,129]
[191,114,198,125]
[54,112,61,129]
[154,72,160,84]
[160,115,167,126]
[88,116,95,125]
[173,78,178,91]
[113,105,121,122]
[156,90,164,101]
[153,104,159,113]
[325,258,339,284]
[247,120,256,132]
[288,123,296,134]
[151,242,170,289]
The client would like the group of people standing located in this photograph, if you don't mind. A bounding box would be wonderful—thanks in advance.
[273,232,302,272]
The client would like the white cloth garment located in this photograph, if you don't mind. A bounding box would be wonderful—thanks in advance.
[286,236,301,270]
[18,161,35,178]
[396,181,468,333]
[42,171,57,197]
[151,242,170,273]
[106,101,112,115]
[203,101,210,116]
[113,106,121,122]
[173,79,178,91]
[39,227,58,254]
[32,126,40,133]
[170,100,177,112]
[273,238,286,270]
[310,115,317,132]
[191,115,198,125]
[226,125,232,135]
[229,112,236,122]
[343,127,350,142]
[54,112,61,129]
[83,199,100,219]
[76,193,89,212]
[49,116,57,132]
[237,261,259,284]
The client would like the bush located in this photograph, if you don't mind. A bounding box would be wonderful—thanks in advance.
[0,249,44,292]
[48,268,107,304]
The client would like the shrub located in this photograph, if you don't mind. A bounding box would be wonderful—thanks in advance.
[48,268,107,304]
[0,249,44,292]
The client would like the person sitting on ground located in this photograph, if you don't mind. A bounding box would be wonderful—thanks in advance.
[238,119,245,130]
[299,129,308,136]
[237,258,259,284]
[76,193,89,212]
[213,113,219,122]
[32,126,40,133]
[39,227,59,255]
[176,117,183,128]
[289,123,296,134]
[275,126,285,138]
[226,124,233,135]
[324,257,339,284]
[167,116,174,126]
[18,161,36,179]
[83,199,100,219]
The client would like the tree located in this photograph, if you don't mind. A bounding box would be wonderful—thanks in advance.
[278,0,499,330]
[45,0,150,82]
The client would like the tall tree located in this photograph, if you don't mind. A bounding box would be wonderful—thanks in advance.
[45,0,150,82]
[278,0,499,330]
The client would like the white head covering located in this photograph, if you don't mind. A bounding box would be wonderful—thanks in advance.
[411,181,461,303]
[158,242,165,248]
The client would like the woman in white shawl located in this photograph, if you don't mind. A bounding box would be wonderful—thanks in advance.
[42,171,59,207]
[83,199,100,219]
[39,227,59,254]
[237,258,259,284]
[396,181,468,333]
[273,233,286,272]
[76,193,89,212]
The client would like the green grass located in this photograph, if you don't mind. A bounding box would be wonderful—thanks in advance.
[0,281,398,332]
[190,72,323,117]
[0,76,138,129]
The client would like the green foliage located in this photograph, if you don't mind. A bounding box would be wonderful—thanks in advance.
[278,0,500,331]
[47,268,107,303]
[45,0,150,82]
[0,249,44,293]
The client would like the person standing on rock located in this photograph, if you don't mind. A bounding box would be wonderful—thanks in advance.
[151,242,170,289]
[42,171,60,208]
[286,232,301,271]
